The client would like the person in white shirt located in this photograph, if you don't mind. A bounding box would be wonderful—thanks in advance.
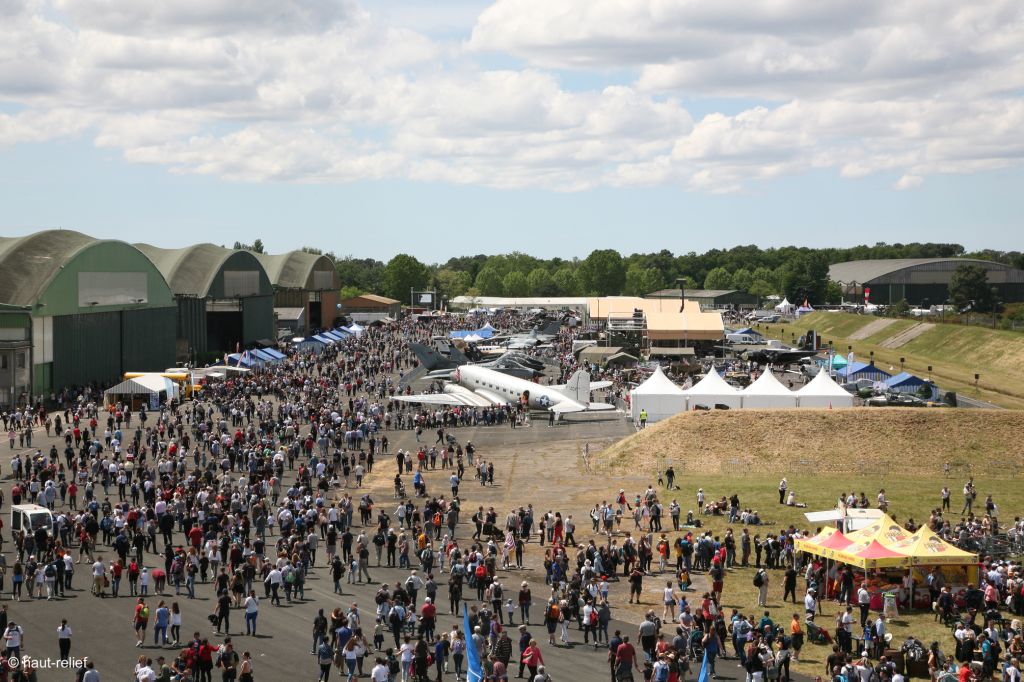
[804,588,817,616]
[370,657,390,682]
[244,591,260,635]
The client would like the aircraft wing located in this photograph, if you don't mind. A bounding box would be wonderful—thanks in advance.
[550,401,586,414]
[590,380,612,390]
[392,394,468,406]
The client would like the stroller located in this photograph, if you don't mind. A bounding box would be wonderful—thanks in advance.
[688,629,705,661]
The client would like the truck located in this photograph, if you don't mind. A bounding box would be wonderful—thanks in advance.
[10,504,54,538]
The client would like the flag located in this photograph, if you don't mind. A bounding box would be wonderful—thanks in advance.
[697,648,710,682]
[463,605,484,682]
[503,531,515,557]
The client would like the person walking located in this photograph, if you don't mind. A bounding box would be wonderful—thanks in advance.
[57,618,72,660]
[244,591,259,636]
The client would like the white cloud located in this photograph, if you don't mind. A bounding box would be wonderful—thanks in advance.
[0,0,1020,192]
[894,175,923,190]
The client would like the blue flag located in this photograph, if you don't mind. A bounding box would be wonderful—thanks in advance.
[697,648,710,682]
[463,605,484,682]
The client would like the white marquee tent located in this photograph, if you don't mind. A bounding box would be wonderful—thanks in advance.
[795,369,855,408]
[775,298,795,314]
[630,366,688,423]
[683,369,742,409]
[741,370,798,408]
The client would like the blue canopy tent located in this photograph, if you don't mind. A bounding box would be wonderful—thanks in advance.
[251,348,278,364]
[322,330,345,342]
[312,334,335,345]
[261,348,287,361]
[836,361,891,383]
[227,352,263,368]
[884,372,936,398]
[294,337,326,352]
[449,327,496,340]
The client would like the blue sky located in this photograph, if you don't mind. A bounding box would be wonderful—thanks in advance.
[1,0,1021,262]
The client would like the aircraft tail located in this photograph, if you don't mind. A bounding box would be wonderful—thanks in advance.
[541,319,560,336]
[409,342,453,371]
[556,369,591,404]
[449,344,470,364]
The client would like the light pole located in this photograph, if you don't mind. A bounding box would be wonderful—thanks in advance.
[900,357,905,372]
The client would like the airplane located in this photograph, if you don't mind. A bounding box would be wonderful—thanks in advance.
[488,319,562,349]
[394,364,616,414]
[742,347,820,366]
[405,342,545,383]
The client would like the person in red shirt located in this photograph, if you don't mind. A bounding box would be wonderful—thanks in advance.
[67,482,78,510]
[615,635,641,680]
[188,525,204,549]
[420,597,437,641]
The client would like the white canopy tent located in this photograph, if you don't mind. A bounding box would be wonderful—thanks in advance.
[630,366,687,423]
[796,369,855,408]
[682,369,742,409]
[740,370,798,408]
[104,374,177,408]
[775,297,795,314]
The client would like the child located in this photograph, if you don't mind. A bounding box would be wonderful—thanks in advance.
[506,599,515,626]
[140,567,150,595]
[373,617,385,652]
[678,569,691,593]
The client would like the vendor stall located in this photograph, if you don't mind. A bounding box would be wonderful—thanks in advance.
[104,374,177,410]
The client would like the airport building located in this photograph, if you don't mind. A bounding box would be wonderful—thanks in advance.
[256,251,340,336]
[647,288,758,310]
[339,294,402,321]
[0,230,177,403]
[135,244,276,363]
[828,258,1024,306]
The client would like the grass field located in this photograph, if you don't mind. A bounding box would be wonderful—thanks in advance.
[754,312,1024,408]
[596,409,1024,676]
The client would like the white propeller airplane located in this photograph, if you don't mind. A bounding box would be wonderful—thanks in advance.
[394,364,616,415]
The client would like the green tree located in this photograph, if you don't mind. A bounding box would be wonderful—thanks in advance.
[435,268,471,301]
[339,285,363,300]
[502,270,529,297]
[730,268,752,292]
[624,265,663,296]
[749,279,775,302]
[948,264,995,312]
[527,268,556,296]
[703,267,732,290]
[579,249,626,295]
[474,265,504,296]
[382,254,429,302]
[233,238,265,253]
[750,267,773,292]
[824,280,844,304]
[552,267,581,296]
[781,253,829,304]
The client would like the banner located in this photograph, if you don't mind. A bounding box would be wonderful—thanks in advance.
[463,605,483,682]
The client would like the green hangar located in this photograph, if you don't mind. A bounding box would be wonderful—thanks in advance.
[255,251,340,336]
[0,229,177,402]
[135,244,276,363]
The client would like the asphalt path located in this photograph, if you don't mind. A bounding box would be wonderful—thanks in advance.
[1,410,813,681]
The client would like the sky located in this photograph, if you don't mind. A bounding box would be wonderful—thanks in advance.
[1,0,1022,263]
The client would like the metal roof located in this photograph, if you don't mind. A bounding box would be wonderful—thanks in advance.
[136,243,259,297]
[255,251,338,290]
[0,230,112,306]
[648,289,741,298]
[828,258,1014,284]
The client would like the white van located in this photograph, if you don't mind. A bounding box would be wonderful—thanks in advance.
[726,333,761,344]
[11,504,54,537]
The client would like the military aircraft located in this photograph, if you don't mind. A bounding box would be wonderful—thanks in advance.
[742,347,820,366]
[406,342,545,383]
[394,365,616,414]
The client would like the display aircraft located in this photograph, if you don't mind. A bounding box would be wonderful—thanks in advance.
[394,364,616,414]
[742,347,820,366]
[406,342,544,383]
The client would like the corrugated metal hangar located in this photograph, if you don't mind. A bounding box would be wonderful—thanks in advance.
[0,230,177,399]
[0,230,338,407]
[256,251,341,335]
[135,244,277,362]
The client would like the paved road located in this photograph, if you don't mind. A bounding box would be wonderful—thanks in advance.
[3,411,807,682]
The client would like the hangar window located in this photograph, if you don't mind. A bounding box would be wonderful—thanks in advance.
[313,271,334,290]
[223,270,260,297]
[78,272,148,307]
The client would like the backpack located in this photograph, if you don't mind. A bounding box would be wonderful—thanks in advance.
[388,658,400,674]
[589,609,598,625]
[753,571,764,588]
[141,606,150,619]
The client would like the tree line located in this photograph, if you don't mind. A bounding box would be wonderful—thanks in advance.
[291,243,1024,307]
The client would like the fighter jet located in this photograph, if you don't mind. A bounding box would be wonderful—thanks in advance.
[488,319,562,349]
[405,342,545,384]
[394,365,616,414]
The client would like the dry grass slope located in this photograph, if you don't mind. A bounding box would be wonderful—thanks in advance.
[601,408,1024,475]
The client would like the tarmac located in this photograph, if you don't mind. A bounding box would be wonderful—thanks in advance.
[1,409,811,681]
